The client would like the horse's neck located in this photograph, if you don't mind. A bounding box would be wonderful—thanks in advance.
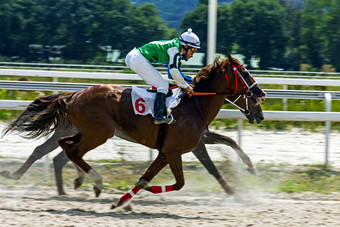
[194,82,229,124]
[193,94,226,125]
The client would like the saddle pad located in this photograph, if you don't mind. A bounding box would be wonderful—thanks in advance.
[131,86,183,117]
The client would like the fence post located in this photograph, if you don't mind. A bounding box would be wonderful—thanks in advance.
[324,93,332,167]
[44,135,50,181]
[283,84,288,111]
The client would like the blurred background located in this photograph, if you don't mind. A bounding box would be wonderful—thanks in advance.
[0,0,339,71]
[0,0,340,199]
[1,0,340,131]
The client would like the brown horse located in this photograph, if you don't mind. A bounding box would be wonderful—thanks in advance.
[1,93,263,196]
[3,54,266,208]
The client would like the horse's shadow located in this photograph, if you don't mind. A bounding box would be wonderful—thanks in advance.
[0,206,228,221]
[3,195,229,221]
[26,194,220,207]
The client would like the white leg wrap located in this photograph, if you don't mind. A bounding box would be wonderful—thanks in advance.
[129,190,135,196]
[88,169,103,189]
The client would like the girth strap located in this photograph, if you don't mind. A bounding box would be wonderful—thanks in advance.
[156,122,167,152]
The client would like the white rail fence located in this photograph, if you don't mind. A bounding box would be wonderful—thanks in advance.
[1,69,340,166]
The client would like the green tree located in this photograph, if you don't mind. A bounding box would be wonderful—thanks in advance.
[119,3,172,56]
[323,0,340,71]
[300,0,328,70]
[231,0,287,69]
[181,3,208,55]
[181,2,234,64]
[0,0,42,59]
[280,3,302,70]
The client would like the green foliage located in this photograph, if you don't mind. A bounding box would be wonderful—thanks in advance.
[132,0,199,30]
[228,0,287,69]
[1,0,340,70]
[242,163,340,193]
[280,168,340,193]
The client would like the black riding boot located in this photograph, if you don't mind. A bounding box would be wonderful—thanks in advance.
[154,92,175,124]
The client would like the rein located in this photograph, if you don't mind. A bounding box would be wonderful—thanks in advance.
[191,91,245,96]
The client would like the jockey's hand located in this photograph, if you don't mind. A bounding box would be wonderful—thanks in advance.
[185,85,194,97]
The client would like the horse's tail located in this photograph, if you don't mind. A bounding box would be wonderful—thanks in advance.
[2,93,74,139]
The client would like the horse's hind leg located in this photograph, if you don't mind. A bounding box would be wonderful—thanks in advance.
[0,129,64,180]
[203,131,257,175]
[59,129,113,197]
[52,125,79,195]
[54,150,87,195]
[192,140,233,194]
[55,152,86,191]
[72,162,86,189]
[53,151,70,195]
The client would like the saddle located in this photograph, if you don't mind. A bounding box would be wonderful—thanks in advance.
[146,84,179,97]
[131,85,183,152]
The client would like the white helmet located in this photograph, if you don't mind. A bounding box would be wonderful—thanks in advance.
[179,28,200,49]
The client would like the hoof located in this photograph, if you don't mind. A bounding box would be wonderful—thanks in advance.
[0,170,11,179]
[93,185,101,197]
[111,200,123,209]
[58,191,68,196]
[111,202,118,209]
[74,177,84,189]
[247,168,258,176]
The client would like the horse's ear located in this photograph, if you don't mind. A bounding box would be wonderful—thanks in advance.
[227,53,233,62]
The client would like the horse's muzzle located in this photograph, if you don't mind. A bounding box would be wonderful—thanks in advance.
[256,92,267,105]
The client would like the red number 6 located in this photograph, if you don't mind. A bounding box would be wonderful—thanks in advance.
[135,98,146,114]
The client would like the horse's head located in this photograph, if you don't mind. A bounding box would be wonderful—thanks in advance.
[226,53,266,105]
[225,95,264,124]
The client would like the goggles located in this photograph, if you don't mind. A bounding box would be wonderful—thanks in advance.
[189,47,197,53]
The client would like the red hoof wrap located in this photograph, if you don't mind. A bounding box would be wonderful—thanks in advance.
[120,186,141,202]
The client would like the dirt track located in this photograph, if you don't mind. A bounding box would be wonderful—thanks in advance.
[0,184,339,227]
[1,126,340,226]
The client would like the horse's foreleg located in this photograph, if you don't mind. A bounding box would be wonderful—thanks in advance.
[143,152,184,193]
[203,131,257,175]
[112,152,168,209]
[192,140,234,194]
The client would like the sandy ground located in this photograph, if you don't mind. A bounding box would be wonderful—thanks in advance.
[1,123,340,226]
[0,185,339,227]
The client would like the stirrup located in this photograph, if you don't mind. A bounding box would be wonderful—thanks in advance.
[154,116,176,125]
[154,117,172,125]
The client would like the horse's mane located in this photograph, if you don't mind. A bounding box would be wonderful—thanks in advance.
[193,56,231,91]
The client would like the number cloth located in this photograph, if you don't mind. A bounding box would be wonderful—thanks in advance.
[131,86,182,117]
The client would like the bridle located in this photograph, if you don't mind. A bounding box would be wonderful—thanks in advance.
[225,94,250,116]
[225,63,259,98]
[190,62,258,115]
[224,62,258,115]
[187,62,259,131]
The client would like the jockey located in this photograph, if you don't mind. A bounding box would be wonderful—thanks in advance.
[125,28,200,125]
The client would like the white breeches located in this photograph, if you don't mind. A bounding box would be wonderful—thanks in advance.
[125,48,169,94]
